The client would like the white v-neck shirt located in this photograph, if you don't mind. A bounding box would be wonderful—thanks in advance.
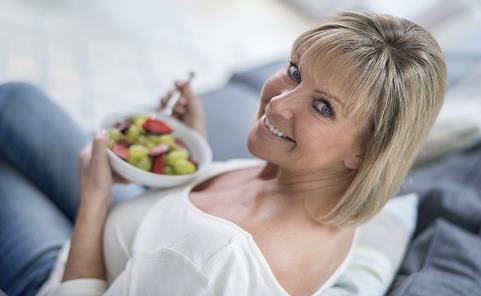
[38,158,357,296]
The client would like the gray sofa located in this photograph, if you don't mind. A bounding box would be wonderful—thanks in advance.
[200,57,481,296]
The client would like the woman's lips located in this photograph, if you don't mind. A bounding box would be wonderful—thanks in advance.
[259,115,295,143]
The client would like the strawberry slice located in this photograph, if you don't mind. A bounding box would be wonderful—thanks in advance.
[117,139,131,147]
[149,144,169,157]
[143,118,172,134]
[112,144,129,160]
[175,138,186,148]
[152,154,165,174]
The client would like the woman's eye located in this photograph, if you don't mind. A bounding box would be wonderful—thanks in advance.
[287,63,301,83]
[313,99,334,118]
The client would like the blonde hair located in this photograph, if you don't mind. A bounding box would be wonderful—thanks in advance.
[295,11,447,225]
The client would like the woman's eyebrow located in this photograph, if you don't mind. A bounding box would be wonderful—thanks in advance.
[313,89,344,108]
[295,57,346,110]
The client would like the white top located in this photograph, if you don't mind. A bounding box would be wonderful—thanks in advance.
[37,158,357,296]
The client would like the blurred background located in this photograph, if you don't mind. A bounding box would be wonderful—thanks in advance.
[1,0,481,135]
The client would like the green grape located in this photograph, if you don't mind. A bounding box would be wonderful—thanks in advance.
[158,135,175,145]
[169,142,184,151]
[163,165,174,175]
[109,128,122,142]
[137,135,147,145]
[166,149,189,165]
[126,126,142,143]
[145,141,157,149]
[128,145,149,161]
[147,135,162,145]
[172,159,196,175]
[134,115,149,132]
[133,157,152,171]
[147,134,175,146]
[138,135,155,148]
[144,135,161,148]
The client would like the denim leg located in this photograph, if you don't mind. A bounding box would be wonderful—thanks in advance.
[0,82,146,222]
[0,82,146,295]
[0,159,71,296]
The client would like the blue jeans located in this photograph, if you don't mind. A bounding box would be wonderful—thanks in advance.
[0,82,146,296]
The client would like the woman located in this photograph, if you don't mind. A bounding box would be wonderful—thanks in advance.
[0,11,445,295]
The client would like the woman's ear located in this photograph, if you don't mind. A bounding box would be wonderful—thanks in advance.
[343,154,362,170]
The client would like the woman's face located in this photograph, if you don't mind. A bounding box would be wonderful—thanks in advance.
[247,58,364,175]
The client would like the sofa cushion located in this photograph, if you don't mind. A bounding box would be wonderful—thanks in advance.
[199,82,260,161]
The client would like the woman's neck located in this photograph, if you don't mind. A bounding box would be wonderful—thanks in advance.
[254,162,353,217]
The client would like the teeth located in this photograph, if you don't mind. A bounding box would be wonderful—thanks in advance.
[264,117,290,140]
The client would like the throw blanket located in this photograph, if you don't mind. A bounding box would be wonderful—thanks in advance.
[389,140,481,295]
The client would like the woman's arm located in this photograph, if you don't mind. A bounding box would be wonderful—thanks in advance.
[63,132,113,281]
[62,198,109,280]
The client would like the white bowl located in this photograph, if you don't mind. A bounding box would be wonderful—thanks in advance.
[100,109,212,188]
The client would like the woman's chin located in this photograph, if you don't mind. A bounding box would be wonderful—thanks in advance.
[246,116,294,161]
[246,127,275,162]
[246,135,264,159]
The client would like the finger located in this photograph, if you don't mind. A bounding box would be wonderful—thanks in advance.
[92,130,109,164]
[174,80,184,88]
[177,82,195,101]
[160,96,167,108]
[159,94,170,107]
[80,141,92,155]
[78,142,92,168]
[172,112,184,121]
[159,89,175,108]
[174,80,189,92]
[178,96,188,106]
[165,89,175,98]
[113,172,130,184]
[173,104,187,115]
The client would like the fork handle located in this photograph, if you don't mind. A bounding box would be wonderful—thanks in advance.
[160,71,195,117]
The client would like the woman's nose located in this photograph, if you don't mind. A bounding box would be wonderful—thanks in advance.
[268,91,296,120]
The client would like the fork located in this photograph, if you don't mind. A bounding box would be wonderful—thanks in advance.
[159,71,196,117]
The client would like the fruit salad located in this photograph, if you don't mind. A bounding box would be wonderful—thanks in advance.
[108,115,197,175]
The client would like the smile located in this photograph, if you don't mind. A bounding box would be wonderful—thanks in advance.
[263,116,295,142]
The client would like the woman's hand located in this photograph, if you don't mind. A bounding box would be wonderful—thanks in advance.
[64,131,115,282]
[78,130,114,209]
[159,80,207,139]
